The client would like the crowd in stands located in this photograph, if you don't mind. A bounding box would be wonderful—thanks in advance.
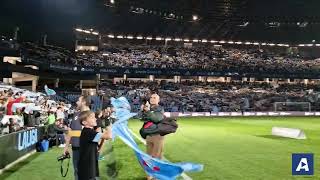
[1,78,320,136]
[3,39,320,117]
[21,42,320,75]
[95,80,320,112]
[21,42,75,64]
[0,83,73,140]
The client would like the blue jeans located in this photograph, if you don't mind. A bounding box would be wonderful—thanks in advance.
[72,148,80,180]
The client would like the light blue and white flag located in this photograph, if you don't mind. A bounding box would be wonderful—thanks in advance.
[44,85,56,96]
[111,97,203,180]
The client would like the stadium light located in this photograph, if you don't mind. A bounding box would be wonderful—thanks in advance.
[136,36,143,39]
[261,43,267,46]
[174,38,181,42]
[165,38,172,41]
[298,44,305,47]
[201,39,208,43]
[245,42,251,45]
[92,32,99,35]
[75,28,83,32]
[253,42,259,45]
[228,41,234,44]
[83,30,91,34]
[235,41,243,44]
[278,44,288,47]
[306,44,313,47]
[315,44,320,46]
[127,36,134,39]
[193,39,199,42]
[210,40,218,43]
[184,39,190,42]
[192,15,198,21]
[117,35,124,39]
[9,38,13,41]
[268,43,275,46]
[108,34,115,38]
[156,37,163,41]
[110,0,115,4]
[219,40,226,44]
[146,37,153,40]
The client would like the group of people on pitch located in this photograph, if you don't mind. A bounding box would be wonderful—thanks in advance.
[63,93,166,180]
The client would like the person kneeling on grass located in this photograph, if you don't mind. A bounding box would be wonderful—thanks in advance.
[78,111,112,180]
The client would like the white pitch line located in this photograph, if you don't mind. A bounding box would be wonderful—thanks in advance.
[128,129,193,180]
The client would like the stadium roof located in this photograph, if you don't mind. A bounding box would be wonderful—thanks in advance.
[1,0,320,48]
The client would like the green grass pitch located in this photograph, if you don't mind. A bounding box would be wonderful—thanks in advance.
[0,117,319,180]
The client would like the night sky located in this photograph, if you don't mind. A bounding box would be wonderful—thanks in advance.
[1,0,320,49]
[0,0,111,48]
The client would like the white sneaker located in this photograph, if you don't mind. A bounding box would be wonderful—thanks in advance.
[59,144,66,148]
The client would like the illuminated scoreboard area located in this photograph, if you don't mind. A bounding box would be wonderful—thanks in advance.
[74,28,100,52]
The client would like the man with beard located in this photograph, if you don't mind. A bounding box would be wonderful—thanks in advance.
[63,95,91,180]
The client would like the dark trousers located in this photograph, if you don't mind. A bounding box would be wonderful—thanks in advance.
[72,148,80,180]
[89,178,100,180]
[57,134,65,144]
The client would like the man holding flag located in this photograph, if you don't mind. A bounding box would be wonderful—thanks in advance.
[111,96,203,180]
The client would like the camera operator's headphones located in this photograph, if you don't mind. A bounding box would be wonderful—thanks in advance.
[60,156,70,177]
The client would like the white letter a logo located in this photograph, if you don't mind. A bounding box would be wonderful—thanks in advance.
[296,158,309,172]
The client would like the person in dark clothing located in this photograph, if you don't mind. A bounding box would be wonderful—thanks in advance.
[78,111,112,180]
[141,93,165,180]
[25,110,36,127]
[94,110,104,160]
[64,95,91,180]
[95,110,103,132]
[22,108,29,127]
[47,120,67,146]
[8,118,20,133]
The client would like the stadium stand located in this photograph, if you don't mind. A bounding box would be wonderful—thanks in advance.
[21,42,320,75]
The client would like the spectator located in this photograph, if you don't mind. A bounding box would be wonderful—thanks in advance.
[78,110,112,180]
[64,95,91,180]
[7,94,24,115]
[8,118,20,133]
[47,120,67,147]
[141,93,165,180]
[47,111,56,125]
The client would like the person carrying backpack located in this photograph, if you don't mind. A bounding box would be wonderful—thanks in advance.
[141,93,165,180]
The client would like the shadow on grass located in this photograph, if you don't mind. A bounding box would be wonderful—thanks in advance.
[0,153,41,180]
[256,135,299,141]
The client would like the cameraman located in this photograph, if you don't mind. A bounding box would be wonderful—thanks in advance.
[141,93,165,180]
[64,95,91,180]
